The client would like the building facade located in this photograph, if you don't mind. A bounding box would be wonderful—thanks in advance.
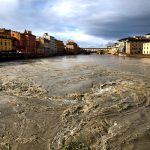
[36,39,45,56]
[38,37,51,56]
[11,31,21,41]
[118,41,126,53]
[11,31,22,51]
[126,41,143,54]
[107,43,119,54]
[11,30,36,55]
[66,40,80,54]
[0,28,12,52]
[143,42,150,55]
[55,39,65,55]
[38,33,58,56]
[12,37,19,51]
[118,37,150,54]
[23,30,36,55]
[43,33,57,55]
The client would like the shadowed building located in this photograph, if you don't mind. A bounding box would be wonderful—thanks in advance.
[23,30,36,55]
[36,39,45,56]
[55,39,65,55]
[12,37,19,52]
[0,28,12,52]
[36,37,51,56]
[43,33,57,55]
[36,33,57,56]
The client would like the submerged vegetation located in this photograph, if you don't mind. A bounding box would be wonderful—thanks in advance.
[64,142,90,150]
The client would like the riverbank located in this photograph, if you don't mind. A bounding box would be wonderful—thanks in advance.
[1,52,150,63]
[0,52,68,62]
[107,53,150,59]
[126,54,150,58]
[0,55,150,149]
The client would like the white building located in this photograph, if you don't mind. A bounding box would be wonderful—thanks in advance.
[143,42,150,55]
[118,41,126,53]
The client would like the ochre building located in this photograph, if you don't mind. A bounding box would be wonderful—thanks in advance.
[11,31,21,51]
[0,28,12,52]
[66,40,80,54]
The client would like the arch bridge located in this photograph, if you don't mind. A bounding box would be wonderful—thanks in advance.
[82,48,111,54]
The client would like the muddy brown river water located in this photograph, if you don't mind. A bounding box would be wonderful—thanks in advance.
[0,55,150,150]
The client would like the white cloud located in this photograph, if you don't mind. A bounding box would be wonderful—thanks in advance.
[52,0,73,16]
[44,0,90,18]
[51,31,113,47]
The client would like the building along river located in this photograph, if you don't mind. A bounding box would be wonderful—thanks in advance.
[0,55,150,150]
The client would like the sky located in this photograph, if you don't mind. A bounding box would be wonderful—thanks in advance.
[0,0,150,47]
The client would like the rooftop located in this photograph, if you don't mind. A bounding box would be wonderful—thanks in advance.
[118,36,150,42]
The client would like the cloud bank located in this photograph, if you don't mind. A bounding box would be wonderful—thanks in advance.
[0,0,150,47]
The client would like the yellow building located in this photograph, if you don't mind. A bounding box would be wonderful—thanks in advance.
[107,43,119,55]
[0,28,12,52]
[66,40,80,54]
[143,43,150,55]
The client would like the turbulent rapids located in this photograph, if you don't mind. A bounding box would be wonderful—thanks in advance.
[0,55,150,150]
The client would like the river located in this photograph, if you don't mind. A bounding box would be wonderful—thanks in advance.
[2,54,150,75]
[0,55,150,150]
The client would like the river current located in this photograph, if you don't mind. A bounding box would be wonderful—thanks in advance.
[0,55,150,150]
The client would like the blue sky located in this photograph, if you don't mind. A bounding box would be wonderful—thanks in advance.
[0,0,150,47]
